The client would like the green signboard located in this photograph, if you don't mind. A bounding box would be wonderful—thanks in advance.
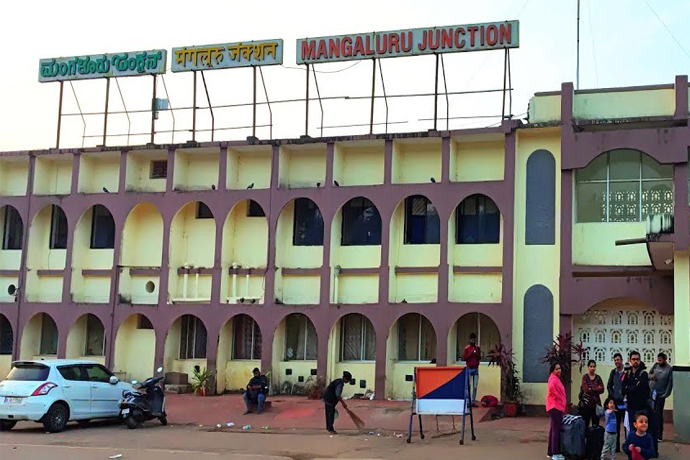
[39,50,167,82]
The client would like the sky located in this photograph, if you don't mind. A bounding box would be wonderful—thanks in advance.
[1,0,690,151]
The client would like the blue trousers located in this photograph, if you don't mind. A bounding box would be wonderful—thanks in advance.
[244,391,265,413]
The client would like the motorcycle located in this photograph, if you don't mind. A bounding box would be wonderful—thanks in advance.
[119,367,167,429]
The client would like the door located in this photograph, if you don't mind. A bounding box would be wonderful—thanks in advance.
[83,364,122,417]
[56,365,91,417]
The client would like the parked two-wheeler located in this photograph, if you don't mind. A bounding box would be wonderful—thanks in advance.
[119,367,167,429]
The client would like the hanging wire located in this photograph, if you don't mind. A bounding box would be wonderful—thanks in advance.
[311,65,324,137]
[378,59,389,133]
[68,81,87,148]
[587,0,599,87]
[642,0,690,62]
[440,55,450,130]
[114,79,131,146]
[258,67,273,139]
[281,61,362,73]
[160,75,176,144]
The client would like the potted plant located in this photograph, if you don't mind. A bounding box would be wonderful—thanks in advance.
[191,367,214,396]
[487,343,523,417]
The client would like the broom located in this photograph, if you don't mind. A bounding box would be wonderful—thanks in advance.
[344,406,366,431]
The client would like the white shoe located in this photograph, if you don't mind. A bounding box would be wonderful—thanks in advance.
[552,455,565,460]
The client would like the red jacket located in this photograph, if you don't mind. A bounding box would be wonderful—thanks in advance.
[547,372,566,413]
[463,345,481,369]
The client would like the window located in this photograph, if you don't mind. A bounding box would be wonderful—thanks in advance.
[6,364,50,381]
[397,314,436,361]
[341,198,381,246]
[179,315,207,359]
[39,314,58,355]
[150,160,168,179]
[58,365,86,381]
[293,198,323,246]
[340,314,376,361]
[404,196,439,244]
[0,315,12,355]
[456,195,500,244]
[247,200,266,217]
[196,202,213,219]
[90,205,115,249]
[2,206,23,250]
[137,315,154,330]
[84,364,112,383]
[284,313,317,360]
[576,150,673,223]
[232,314,262,360]
[455,313,500,362]
[85,315,105,356]
[49,205,68,249]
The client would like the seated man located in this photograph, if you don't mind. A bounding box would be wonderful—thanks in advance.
[243,368,268,414]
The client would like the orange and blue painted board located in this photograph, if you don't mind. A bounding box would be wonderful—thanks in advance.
[415,366,467,415]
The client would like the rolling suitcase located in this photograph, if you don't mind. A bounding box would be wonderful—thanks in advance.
[561,414,586,459]
[585,424,605,459]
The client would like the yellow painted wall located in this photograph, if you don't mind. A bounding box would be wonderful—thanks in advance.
[26,206,65,302]
[573,223,650,266]
[113,315,155,383]
[78,152,120,193]
[66,315,87,359]
[279,274,320,305]
[450,273,502,303]
[0,211,22,269]
[216,318,263,392]
[0,356,11,379]
[33,155,73,195]
[125,150,167,193]
[173,148,219,191]
[452,243,503,267]
[221,200,268,269]
[451,140,505,182]
[25,273,63,302]
[385,320,436,399]
[513,129,562,406]
[446,323,501,399]
[528,94,561,123]
[674,251,690,365]
[0,158,29,196]
[163,317,208,383]
[392,139,442,184]
[275,201,323,268]
[121,203,163,267]
[119,271,159,304]
[333,273,379,304]
[574,89,675,120]
[70,207,113,303]
[19,314,46,359]
[333,142,384,186]
[279,145,326,189]
[326,321,376,397]
[227,146,272,190]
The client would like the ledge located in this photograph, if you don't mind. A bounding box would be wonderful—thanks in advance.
[229,267,265,275]
[394,266,438,274]
[176,267,214,275]
[0,269,20,276]
[571,265,669,277]
[336,267,380,275]
[129,267,162,276]
[281,267,321,275]
[453,266,502,274]
[82,269,113,277]
[36,269,64,276]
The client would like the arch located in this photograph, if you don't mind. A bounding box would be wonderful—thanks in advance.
[217,313,262,393]
[20,312,58,359]
[271,313,318,394]
[113,313,156,383]
[523,285,554,383]
[221,200,268,304]
[451,312,500,362]
[278,197,323,248]
[163,314,208,383]
[392,195,439,245]
[66,313,105,361]
[326,313,377,398]
[0,314,13,378]
[454,194,501,244]
[121,202,163,267]
[575,149,673,223]
[168,201,216,302]
[336,197,382,246]
[75,204,115,250]
[0,205,23,251]
[526,149,555,245]
[385,313,436,399]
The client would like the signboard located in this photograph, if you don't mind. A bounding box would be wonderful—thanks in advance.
[415,366,467,415]
[297,21,518,64]
[172,39,283,72]
[39,50,167,82]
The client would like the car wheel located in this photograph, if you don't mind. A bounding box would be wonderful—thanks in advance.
[43,403,69,433]
[0,420,17,431]
[124,416,138,429]
[159,416,167,426]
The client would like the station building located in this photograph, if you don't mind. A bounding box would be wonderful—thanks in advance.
[0,77,689,423]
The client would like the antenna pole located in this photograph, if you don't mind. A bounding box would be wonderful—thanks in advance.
[575,0,580,89]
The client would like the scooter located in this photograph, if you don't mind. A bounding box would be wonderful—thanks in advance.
[119,367,167,429]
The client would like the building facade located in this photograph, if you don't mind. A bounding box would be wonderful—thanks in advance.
[0,78,689,427]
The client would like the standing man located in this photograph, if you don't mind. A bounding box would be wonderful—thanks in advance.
[623,351,656,456]
[607,352,627,452]
[463,333,481,406]
[323,371,351,434]
[649,352,673,442]
[243,368,268,414]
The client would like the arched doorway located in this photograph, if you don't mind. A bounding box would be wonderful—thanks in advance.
[0,314,13,378]
[164,314,208,384]
[271,313,317,394]
[327,313,376,398]
[385,313,436,399]
[66,314,106,364]
[113,314,156,383]
[20,313,58,360]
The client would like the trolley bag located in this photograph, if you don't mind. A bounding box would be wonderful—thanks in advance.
[561,414,586,459]
[585,425,605,459]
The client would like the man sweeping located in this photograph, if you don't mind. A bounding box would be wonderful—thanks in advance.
[323,371,352,434]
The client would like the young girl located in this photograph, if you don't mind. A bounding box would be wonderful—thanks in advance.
[600,398,617,460]
[622,412,655,460]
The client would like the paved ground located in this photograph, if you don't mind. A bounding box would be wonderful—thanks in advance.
[1,395,687,459]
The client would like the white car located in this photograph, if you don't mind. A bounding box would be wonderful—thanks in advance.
[0,360,133,432]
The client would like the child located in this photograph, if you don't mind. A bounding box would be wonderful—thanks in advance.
[622,411,655,460]
[600,398,617,460]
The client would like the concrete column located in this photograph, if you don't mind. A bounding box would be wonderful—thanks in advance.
[373,328,388,400]
[673,251,690,365]
[204,325,220,395]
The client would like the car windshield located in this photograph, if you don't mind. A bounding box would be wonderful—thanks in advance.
[5,364,50,381]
